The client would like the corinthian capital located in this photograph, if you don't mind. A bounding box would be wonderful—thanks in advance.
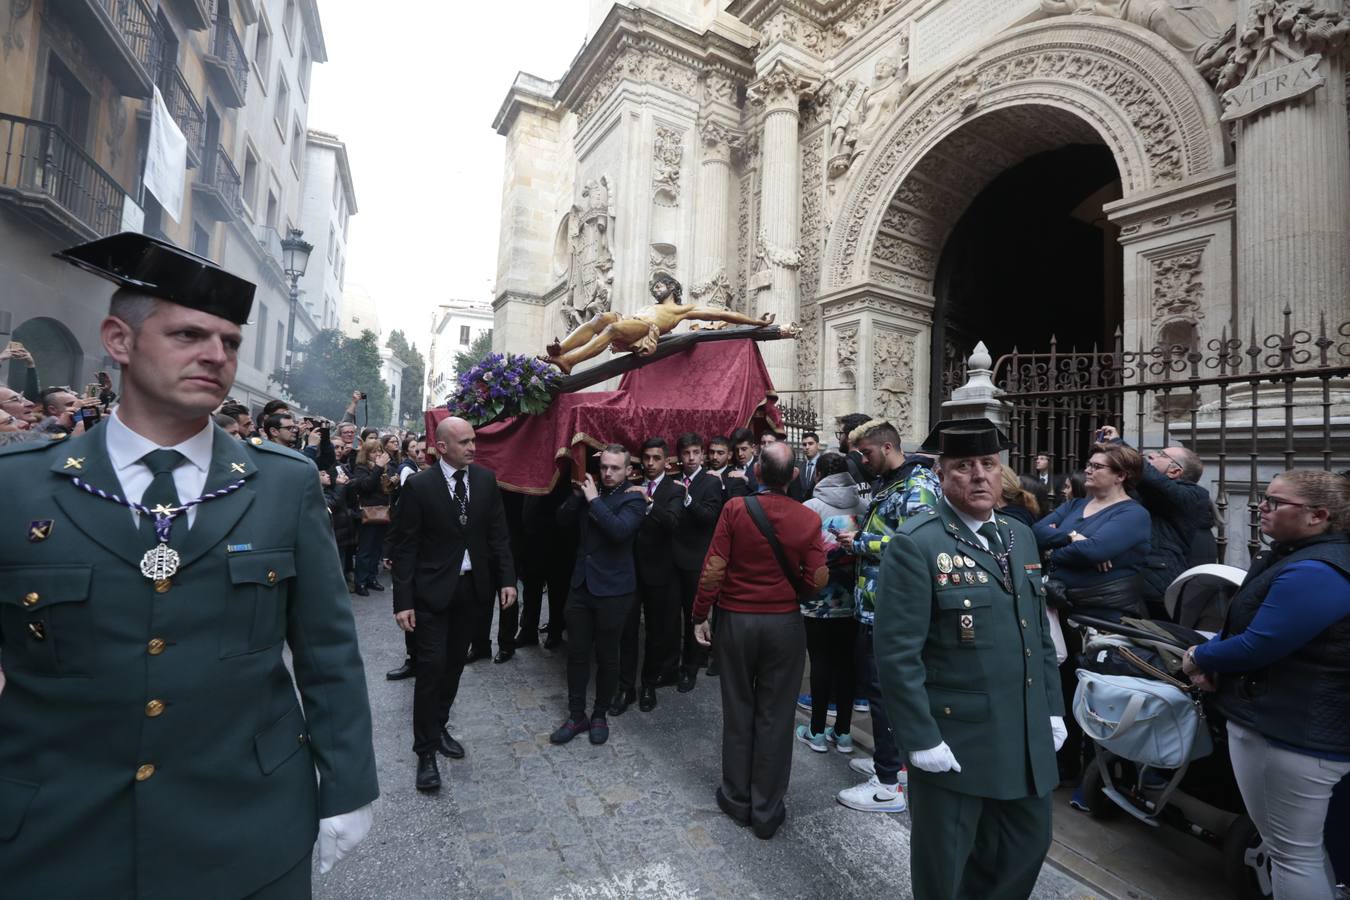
[747,60,820,114]
[698,117,746,162]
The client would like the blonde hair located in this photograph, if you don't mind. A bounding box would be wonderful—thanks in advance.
[1273,469,1350,532]
[999,464,1040,517]
[355,436,382,467]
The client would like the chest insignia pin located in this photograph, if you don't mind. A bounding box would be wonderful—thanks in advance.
[936,553,953,573]
[28,520,53,542]
[231,463,246,474]
[63,457,85,470]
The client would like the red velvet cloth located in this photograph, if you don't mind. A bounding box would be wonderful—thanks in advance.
[424,340,784,493]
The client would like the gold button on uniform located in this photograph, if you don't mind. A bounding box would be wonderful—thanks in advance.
[145,699,165,717]
[943,707,952,716]
[135,764,156,782]
[266,570,278,585]
[1025,648,1033,657]
[1026,677,1033,686]
[22,592,39,607]
[1020,618,1028,628]
[147,638,166,655]
[962,599,972,609]
[154,579,172,594]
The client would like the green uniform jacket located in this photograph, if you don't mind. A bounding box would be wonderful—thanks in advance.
[0,425,379,899]
[873,498,1063,800]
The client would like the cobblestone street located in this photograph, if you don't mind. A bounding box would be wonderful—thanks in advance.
[314,597,1099,899]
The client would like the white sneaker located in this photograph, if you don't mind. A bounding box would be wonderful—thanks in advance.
[836,776,906,813]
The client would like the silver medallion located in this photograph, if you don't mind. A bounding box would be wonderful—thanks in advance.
[459,514,468,526]
[140,543,181,581]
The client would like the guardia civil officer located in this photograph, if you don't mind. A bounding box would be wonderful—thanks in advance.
[0,233,379,899]
[873,420,1065,900]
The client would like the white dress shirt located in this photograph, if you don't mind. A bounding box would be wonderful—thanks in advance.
[643,472,665,514]
[105,409,215,529]
[438,459,472,574]
[680,466,702,507]
[952,504,998,550]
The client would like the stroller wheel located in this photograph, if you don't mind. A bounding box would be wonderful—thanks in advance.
[1079,758,1120,820]
[1222,814,1273,899]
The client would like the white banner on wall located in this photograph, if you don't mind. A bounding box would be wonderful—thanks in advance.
[143,86,187,223]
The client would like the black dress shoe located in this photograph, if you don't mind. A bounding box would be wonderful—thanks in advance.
[609,688,636,716]
[385,659,415,681]
[589,716,610,745]
[465,649,491,664]
[353,585,369,597]
[493,649,514,664]
[416,753,441,791]
[549,717,590,744]
[543,635,563,650]
[638,686,657,712]
[677,671,697,693]
[438,729,465,760]
[653,672,680,688]
[753,806,786,840]
[366,581,385,592]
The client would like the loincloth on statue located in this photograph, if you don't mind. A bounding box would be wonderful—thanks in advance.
[611,321,662,356]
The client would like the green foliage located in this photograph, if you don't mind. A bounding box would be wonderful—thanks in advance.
[273,328,392,426]
[453,330,495,380]
[385,329,427,426]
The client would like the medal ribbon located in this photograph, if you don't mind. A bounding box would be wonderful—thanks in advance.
[71,476,248,542]
[948,524,1016,592]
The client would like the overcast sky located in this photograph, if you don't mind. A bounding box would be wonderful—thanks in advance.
[307,1,590,358]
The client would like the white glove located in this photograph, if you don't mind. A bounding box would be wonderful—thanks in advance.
[1050,716,1068,752]
[908,741,962,773]
[316,803,373,874]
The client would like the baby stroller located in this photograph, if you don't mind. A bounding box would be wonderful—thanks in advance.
[1068,565,1273,899]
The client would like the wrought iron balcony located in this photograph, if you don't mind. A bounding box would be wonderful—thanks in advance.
[203,14,248,107]
[164,0,210,31]
[192,143,242,222]
[56,0,160,97]
[0,113,131,240]
[146,60,205,168]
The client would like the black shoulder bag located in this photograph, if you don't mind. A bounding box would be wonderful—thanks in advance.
[743,496,816,601]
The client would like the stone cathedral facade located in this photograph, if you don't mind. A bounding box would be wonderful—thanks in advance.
[490,0,1350,441]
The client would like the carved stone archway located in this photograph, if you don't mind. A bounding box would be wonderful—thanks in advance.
[822,16,1229,294]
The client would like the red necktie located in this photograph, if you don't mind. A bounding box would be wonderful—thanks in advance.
[647,480,656,497]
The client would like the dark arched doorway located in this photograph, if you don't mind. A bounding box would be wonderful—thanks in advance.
[930,144,1124,419]
[9,317,84,392]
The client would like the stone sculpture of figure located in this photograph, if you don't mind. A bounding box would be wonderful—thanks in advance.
[1039,0,1236,61]
[853,59,906,164]
[542,274,783,374]
[827,80,868,176]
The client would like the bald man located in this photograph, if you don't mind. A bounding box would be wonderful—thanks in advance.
[388,416,517,792]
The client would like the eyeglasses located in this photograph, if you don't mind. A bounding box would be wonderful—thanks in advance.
[1147,449,1185,471]
[1257,494,1313,513]
[1083,461,1115,472]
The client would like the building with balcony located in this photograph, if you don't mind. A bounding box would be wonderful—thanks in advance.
[426,301,494,406]
[297,128,356,342]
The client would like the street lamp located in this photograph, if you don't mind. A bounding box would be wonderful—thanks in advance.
[279,227,313,395]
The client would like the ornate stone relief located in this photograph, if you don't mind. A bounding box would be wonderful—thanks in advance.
[574,43,699,125]
[873,328,916,429]
[699,118,746,160]
[650,246,678,278]
[3,0,32,60]
[825,50,912,179]
[837,327,859,374]
[826,0,904,54]
[735,171,752,311]
[1040,0,1236,64]
[756,231,802,269]
[872,234,936,274]
[559,176,615,333]
[653,126,684,207]
[1200,1,1348,92]
[748,60,819,112]
[1150,250,1205,325]
[690,271,732,309]
[798,132,825,389]
[702,70,739,106]
[759,8,829,56]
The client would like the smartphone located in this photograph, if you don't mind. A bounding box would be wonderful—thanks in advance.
[358,391,368,400]
[85,383,100,399]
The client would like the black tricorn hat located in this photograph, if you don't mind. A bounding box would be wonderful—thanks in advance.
[939,423,1012,459]
[919,417,1011,455]
[53,232,255,325]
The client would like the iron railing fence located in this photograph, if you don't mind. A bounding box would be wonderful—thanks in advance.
[0,113,129,238]
[200,142,242,216]
[209,13,249,98]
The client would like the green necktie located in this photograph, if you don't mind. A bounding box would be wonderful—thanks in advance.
[139,449,186,545]
[978,521,1004,555]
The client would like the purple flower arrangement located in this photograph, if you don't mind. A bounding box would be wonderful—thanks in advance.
[446,353,561,425]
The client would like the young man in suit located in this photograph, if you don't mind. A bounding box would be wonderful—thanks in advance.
[389,416,516,792]
[728,426,760,495]
[614,438,682,714]
[707,435,748,499]
[550,444,646,744]
[670,431,725,693]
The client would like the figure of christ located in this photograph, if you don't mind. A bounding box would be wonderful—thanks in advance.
[542,274,777,374]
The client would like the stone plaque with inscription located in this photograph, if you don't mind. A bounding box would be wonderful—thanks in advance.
[911,0,1040,79]
[1221,55,1324,122]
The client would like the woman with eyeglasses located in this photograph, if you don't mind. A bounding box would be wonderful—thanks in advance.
[1182,470,1350,900]
[1032,443,1151,621]
[350,436,392,597]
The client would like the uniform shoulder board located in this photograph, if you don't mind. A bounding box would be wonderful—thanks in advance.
[0,435,62,458]
[248,438,311,464]
[899,511,939,536]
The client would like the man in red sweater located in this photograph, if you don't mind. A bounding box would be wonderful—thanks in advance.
[693,441,827,839]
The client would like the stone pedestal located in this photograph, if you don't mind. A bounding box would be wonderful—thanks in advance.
[941,342,1010,427]
[690,120,740,309]
[748,61,817,392]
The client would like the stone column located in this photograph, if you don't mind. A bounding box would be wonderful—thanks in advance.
[1225,2,1350,337]
[748,61,817,392]
[690,119,740,309]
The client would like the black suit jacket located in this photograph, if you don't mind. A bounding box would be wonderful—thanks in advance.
[635,476,681,585]
[669,469,725,572]
[559,487,645,597]
[389,463,515,613]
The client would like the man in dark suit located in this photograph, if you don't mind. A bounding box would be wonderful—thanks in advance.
[797,431,821,500]
[1028,451,1058,513]
[390,415,516,792]
[550,444,646,744]
[728,426,759,495]
[670,431,725,692]
[614,437,682,714]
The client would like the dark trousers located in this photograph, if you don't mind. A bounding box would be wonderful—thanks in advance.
[412,577,485,755]
[564,587,632,718]
[355,521,387,588]
[676,567,706,673]
[804,616,858,735]
[242,852,311,899]
[715,609,806,832]
[470,586,516,655]
[908,778,1052,900]
[618,579,680,691]
[545,560,571,639]
[857,622,903,785]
